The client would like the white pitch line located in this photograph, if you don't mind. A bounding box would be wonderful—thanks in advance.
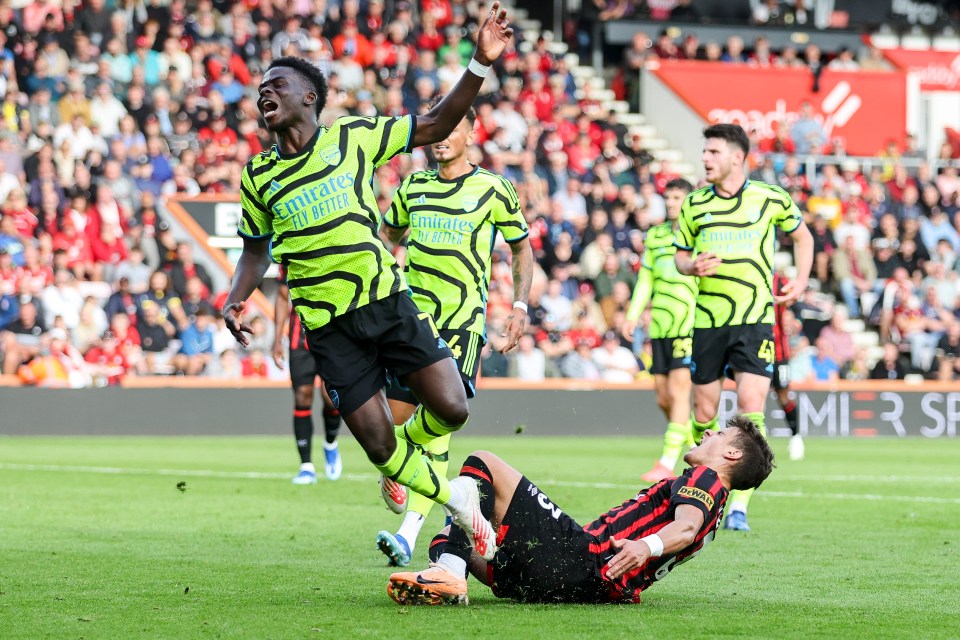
[2,463,959,505]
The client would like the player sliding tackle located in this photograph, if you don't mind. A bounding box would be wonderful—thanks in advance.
[387,415,774,605]
[223,3,516,561]
[673,124,813,531]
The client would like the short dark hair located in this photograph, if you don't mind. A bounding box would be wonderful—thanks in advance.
[703,123,750,156]
[726,414,775,491]
[664,177,695,194]
[429,95,476,128]
[267,56,328,117]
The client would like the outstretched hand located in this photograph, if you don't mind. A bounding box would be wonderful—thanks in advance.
[499,308,527,353]
[774,277,807,306]
[223,300,254,347]
[475,2,514,65]
[604,537,652,580]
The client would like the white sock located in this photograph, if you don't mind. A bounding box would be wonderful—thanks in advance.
[436,552,467,578]
[729,500,748,515]
[658,455,678,469]
[300,462,315,472]
[445,481,468,513]
[323,440,338,451]
[396,512,425,551]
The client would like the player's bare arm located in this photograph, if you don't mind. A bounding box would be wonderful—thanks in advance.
[675,249,722,277]
[412,2,513,147]
[272,279,290,368]
[774,222,814,306]
[604,504,705,580]
[500,238,533,353]
[380,223,408,248]
[224,236,273,347]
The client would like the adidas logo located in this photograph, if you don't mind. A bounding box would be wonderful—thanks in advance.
[437,338,447,350]
[268,179,282,194]
[416,195,426,205]
[765,364,774,373]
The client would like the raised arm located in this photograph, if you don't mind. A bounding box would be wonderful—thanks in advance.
[223,236,273,347]
[604,504,705,580]
[411,2,513,147]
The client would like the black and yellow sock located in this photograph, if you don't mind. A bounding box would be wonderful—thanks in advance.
[691,415,718,444]
[374,437,451,504]
[396,405,467,447]
[293,405,313,464]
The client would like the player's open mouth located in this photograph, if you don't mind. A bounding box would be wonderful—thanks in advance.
[260,99,279,118]
[434,144,449,152]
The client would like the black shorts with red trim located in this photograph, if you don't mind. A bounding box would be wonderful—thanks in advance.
[385,328,482,405]
[289,347,319,389]
[487,476,609,604]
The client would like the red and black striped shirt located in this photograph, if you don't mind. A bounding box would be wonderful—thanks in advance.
[773,273,789,362]
[278,266,308,351]
[583,465,728,602]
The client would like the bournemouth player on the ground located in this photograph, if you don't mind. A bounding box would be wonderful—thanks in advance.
[673,124,813,531]
[223,3,517,561]
[376,102,534,567]
[623,178,697,483]
[272,265,343,484]
[387,415,774,605]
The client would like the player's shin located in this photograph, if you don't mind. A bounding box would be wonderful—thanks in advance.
[660,422,691,470]
[728,412,766,516]
[401,435,452,549]
[396,405,467,447]
[438,455,497,576]
[375,437,452,505]
[782,400,799,436]
[322,407,341,444]
[691,415,718,444]
[293,406,313,464]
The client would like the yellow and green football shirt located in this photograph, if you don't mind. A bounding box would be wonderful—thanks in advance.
[238,115,415,330]
[382,166,528,337]
[626,222,697,340]
[675,180,802,329]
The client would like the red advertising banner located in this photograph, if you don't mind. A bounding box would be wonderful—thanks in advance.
[651,61,908,156]
[881,48,960,92]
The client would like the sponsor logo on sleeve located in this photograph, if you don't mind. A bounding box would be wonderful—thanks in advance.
[677,485,714,510]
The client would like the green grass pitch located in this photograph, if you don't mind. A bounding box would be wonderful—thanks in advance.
[1,435,958,639]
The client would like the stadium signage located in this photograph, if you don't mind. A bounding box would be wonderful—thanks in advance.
[881,48,960,92]
[718,390,960,438]
[652,61,907,155]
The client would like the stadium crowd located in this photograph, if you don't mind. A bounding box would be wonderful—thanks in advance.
[0,0,959,387]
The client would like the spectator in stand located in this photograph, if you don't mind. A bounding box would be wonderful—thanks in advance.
[840,347,871,380]
[828,47,859,71]
[935,321,960,380]
[84,330,128,385]
[817,307,856,367]
[832,234,878,318]
[560,338,602,379]
[790,102,826,155]
[1,299,46,375]
[920,203,960,254]
[752,0,784,24]
[591,330,638,383]
[511,333,547,381]
[40,268,83,330]
[137,299,174,374]
[809,214,836,283]
[870,342,908,380]
[174,307,215,376]
[809,335,841,381]
[241,348,270,378]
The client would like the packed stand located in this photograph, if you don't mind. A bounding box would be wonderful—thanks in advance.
[1,1,959,386]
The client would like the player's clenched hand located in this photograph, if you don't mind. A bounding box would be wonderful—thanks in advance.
[774,277,807,307]
[272,341,285,369]
[692,252,722,277]
[605,537,652,580]
[223,301,254,347]
[622,320,638,342]
[474,2,514,65]
[499,308,526,353]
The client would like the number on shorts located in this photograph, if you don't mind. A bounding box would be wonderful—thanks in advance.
[417,312,440,339]
[758,339,775,364]
[672,337,692,359]
[446,334,463,360]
